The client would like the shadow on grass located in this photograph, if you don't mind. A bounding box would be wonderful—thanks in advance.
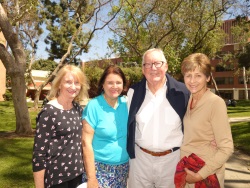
[0,137,34,187]
[228,109,250,114]
[231,122,250,155]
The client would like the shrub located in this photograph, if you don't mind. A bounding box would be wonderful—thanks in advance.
[3,90,12,101]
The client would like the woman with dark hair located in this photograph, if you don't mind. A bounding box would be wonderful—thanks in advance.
[81,65,129,188]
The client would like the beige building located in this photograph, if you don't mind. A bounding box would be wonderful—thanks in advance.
[26,70,51,100]
[0,32,6,101]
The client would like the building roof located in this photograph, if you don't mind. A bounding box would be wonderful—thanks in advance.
[31,70,50,78]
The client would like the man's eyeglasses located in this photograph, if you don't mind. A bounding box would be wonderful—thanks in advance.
[143,61,164,69]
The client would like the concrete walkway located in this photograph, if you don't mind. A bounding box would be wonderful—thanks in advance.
[225,117,250,188]
[228,117,250,123]
[225,149,250,188]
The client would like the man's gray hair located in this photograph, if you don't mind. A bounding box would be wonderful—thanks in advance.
[142,48,167,65]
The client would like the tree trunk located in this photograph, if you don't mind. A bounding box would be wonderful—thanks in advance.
[33,86,42,109]
[11,72,33,134]
[243,66,249,100]
[0,4,32,135]
[210,72,220,96]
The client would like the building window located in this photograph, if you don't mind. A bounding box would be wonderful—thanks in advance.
[219,90,233,99]
[238,77,250,84]
[239,90,250,100]
[215,64,234,72]
[215,77,234,85]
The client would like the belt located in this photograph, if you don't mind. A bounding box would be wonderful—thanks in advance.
[139,146,180,157]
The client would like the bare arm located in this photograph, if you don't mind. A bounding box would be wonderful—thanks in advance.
[82,119,99,188]
[33,170,45,188]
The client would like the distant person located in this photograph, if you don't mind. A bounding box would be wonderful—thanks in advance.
[32,65,89,188]
[82,65,129,187]
[127,48,190,187]
[177,53,234,187]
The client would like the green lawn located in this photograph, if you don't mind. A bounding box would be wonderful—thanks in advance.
[0,100,249,187]
[227,100,250,117]
[227,100,250,155]
[231,121,250,155]
[0,137,34,188]
[0,101,39,188]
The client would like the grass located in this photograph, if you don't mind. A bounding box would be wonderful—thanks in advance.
[224,100,250,155]
[0,101,40,188]
[0,138,34,188]
[227,100,250,117]
[231,121,250,155]
[0,102,38,132]
[0,99,250,187]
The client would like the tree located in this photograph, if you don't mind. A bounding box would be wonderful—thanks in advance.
[238,42,250,100]
[227,16,250,100]
[0,2,35,134]
[32,59,58,71]
[32,0,124,109]
[1,0,46,115]
[108,0,231,76]
[41,0,90,62]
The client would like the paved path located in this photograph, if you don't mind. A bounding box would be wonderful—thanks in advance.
[225,149,250,188]
[228,117,250,123]
[225,117,250,188]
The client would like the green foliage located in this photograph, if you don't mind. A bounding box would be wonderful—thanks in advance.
[84,64,143,98]
[238,42,250,69]
[3,90,12,101]
[121,67,143,87]
[231,16,250,46]
[32,59,58,71]
[41,0,94,62]
[2,0,43,58]
[84,66,104,98]
[108,0,227,75]
[229,17,250,74]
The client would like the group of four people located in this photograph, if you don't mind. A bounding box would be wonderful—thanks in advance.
[32,48,234,188]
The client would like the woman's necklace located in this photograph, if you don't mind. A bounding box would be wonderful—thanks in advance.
[103,94,118,109]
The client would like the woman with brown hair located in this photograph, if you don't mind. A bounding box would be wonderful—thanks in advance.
[176,53,234,187]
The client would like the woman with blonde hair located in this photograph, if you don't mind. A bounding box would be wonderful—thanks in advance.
[33,64,89,188]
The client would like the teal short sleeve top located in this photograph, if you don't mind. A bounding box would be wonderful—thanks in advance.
[82,94,129,165]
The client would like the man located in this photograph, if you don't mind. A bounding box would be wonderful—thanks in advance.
[127,48,190,187]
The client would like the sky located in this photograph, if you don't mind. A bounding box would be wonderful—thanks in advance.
[36,26,113,62]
